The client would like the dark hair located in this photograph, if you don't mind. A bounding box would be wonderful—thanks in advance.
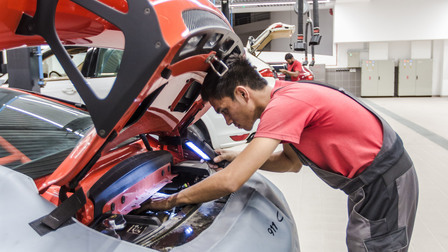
[201,54,267,101]
[285,53,294,60]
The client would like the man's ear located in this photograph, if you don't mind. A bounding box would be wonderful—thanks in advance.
[235,86,249,102]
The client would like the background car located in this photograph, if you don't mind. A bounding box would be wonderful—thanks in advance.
[0,0,299,251]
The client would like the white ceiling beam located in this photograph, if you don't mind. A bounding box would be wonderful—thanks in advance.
[335,0,370,3]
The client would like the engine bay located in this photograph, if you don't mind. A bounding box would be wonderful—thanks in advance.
[91,198,226,250]
[89,159,228,250]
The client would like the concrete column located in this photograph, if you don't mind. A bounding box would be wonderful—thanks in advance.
[442,40,448,96]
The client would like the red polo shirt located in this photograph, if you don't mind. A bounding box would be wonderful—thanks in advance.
[287,60,303,81]
[255,81,383,178]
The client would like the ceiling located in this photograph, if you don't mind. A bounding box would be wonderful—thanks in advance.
[212,0,336,13]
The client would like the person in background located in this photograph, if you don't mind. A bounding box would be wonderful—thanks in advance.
[279,53,303,81]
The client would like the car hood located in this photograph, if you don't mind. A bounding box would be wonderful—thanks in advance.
[0,0,243,191]
[246,22,295,55]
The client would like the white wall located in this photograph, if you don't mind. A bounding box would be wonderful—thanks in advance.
[332,0,446,62]
[389,41,411,64]
[369,42,388,60]
[334,0,448,43]
[411,41,432,59]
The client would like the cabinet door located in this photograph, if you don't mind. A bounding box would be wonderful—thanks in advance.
[361,61,378,96]
[398,60,416,96]
[415,59,432,96]
[377,60,394,96]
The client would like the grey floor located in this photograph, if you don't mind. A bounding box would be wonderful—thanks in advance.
[233,97,448,251]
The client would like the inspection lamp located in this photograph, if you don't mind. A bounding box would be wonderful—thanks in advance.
[185,128,229,167]
[185,141,211,161]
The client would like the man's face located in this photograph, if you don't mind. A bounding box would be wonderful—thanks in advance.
[209,94,255,131]
[286,58,294,65]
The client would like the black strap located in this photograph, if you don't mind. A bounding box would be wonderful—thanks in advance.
[42,188,86,230]
[381,150,413,187]
[340,147,412,195]
[30,187,86,236]
[58,185,68,202]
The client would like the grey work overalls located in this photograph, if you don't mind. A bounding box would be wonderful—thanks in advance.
[278,81,419,252]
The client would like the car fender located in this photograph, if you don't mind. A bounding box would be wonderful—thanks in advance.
[172,172,300,252]
[0,166,153,252]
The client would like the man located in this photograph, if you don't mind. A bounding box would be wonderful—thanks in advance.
[141,54,418,251]
[279,53,303,81]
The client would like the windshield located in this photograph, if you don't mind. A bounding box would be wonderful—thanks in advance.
[0,88,93,178]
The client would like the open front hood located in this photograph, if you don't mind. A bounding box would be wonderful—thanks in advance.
[0,0,244,190]
[246,22,295,56]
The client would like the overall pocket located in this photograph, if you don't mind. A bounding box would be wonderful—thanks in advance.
[347,188,388,250]
[347,179,408,252]
[364,226,408,252]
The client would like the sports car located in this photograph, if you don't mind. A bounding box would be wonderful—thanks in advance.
[0,0,299,251]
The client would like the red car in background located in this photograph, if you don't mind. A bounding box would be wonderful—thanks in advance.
[270,62,315,81]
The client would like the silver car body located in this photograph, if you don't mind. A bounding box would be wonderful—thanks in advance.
[0,165,299,251]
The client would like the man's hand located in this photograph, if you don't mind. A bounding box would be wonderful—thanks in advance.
[208,149,239,170]
[279,69,287,74]
[136,193,178,213]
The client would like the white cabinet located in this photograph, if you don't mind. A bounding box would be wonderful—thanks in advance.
[361,60,394,97]
[398,59,432,96]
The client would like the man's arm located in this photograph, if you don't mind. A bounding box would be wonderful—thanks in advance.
[213,143,302,173]
[141,137,281,211]
[259,143,302,173]
[279,68,299,78]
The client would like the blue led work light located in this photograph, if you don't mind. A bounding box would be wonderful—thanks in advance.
[184,127,229,167]
[185,141,211,161]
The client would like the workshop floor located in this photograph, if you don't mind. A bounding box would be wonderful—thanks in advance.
[232,97,448,251]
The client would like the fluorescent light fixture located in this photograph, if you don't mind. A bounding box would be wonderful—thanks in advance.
[231,1,294,7]
[185,141,211,160]
[218,0,331,8]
